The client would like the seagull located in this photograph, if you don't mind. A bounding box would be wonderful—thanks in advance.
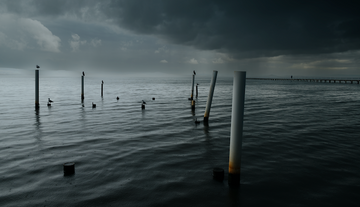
[48,98,53,103]
[92,102,96,108]
[82,71,85,76]
[193,70,196,75]
[36,65,40,68]
[142,100,146,104]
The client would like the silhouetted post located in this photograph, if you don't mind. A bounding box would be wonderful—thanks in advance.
[81,76,84,101]
[203,70,218,123]
[190,74,195,100]
[101,81,103,97]
[35,70,39,109]
[196,84,198,98]
[228,71,246,186]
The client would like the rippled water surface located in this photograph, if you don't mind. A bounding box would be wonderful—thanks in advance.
[1,76,360,206]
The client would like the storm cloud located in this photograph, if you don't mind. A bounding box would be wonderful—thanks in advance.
[1,0,360,77]
[5,0,360,57]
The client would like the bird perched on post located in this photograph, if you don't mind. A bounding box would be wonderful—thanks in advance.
[36,65,40,68]
[82,71,85,76]
[48,98,53,103]
[142,100,146,104]
[193,70,196,75]
[102,80,104,84]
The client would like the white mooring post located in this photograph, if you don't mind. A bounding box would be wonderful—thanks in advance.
[228,71,246,186]
[35,70,39,109]
[203,70,218,123]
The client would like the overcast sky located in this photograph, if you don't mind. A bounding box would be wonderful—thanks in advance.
[1,0,360,78]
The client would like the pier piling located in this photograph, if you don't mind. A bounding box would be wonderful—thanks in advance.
[63,162,75,175]
[228,71,246,186]
[189,74,195,100]
[196,83,199,98]
[203,70,218,123]
[101,81,104,97]
[35,70,40,109]
[81,75,84,101]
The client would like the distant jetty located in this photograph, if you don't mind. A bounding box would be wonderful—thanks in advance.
[248,78,360,84]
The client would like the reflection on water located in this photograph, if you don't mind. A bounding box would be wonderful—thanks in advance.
[203,123,210,136]
[34,108,42,141]
[34,109,41,129]
[228,186,241,206]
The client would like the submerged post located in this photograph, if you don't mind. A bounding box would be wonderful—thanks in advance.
[228,71,246,186]
[35,70,39,109]
[190,74,195,100]
[81,76,84,101]
[203,70,218,123]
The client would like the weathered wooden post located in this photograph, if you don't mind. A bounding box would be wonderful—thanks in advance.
[203,70,218,123]
[101,80,104,97]
[81,75,84,101]
[228,71,246,186]
[189,74,195,100]
[35,70,40,109]
[196,83,199,98]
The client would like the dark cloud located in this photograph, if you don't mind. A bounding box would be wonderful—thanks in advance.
[3,0,360,59]
[103,0,360,58]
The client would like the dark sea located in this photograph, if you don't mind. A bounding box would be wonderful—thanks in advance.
[1,75,360,206]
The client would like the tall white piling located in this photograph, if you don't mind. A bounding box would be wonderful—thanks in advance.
[81,76,84,101]
[35,70,39,109]
[190,74,195,100]
[203,70,218,123]
[228,71,246,186]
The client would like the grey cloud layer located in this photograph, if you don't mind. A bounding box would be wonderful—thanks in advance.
[3,0,360,58]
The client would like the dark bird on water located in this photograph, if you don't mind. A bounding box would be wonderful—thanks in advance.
[142,100,146,104]
[92,102,96,108]
[117,96,119,100]
[48,98,53,103]
[47,102,51,106]
[193,70,196,75]
[82,71,85,76]
[36,65,40,68]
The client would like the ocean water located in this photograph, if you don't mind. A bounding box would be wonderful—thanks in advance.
[1,76,360,206]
